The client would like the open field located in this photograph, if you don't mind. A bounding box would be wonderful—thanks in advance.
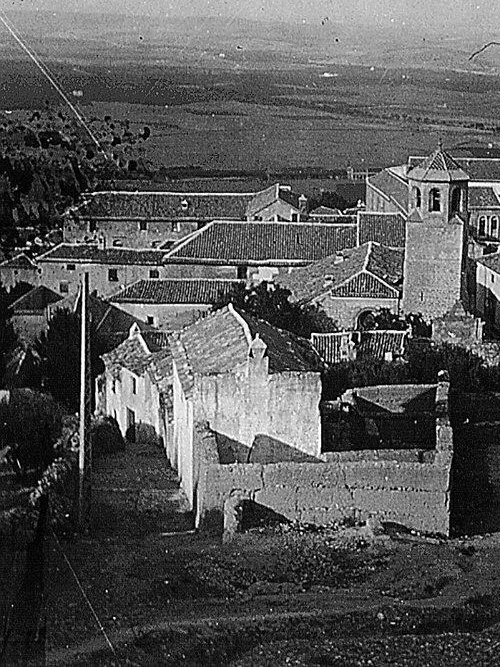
[3,59,500,172]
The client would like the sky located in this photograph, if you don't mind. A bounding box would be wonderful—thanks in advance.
[6,0,499,33]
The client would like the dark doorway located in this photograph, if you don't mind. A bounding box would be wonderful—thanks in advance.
[126,408,136,443]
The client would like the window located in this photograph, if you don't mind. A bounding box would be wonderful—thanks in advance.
[147,316,155,325]
[59,281,69,294]
[291,213,298,222]
[451,187,461,213]
[66,263,76,271]
[237,265,247,280]
[108,268,118,282]
[149,269,159,279]
[139,220,148,231]
[492,274,495,284]
[479,216,487,236]
[429,188,441,212]
[132,376,137,395]
[180,198,189,211]
[112,239,123,247]
[112,379,116,393]
[412,186,422,208]
[492,216,499,237]
[171,222,181,233]
[89,220,97,232]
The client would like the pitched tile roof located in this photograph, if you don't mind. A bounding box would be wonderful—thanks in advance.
[109,278,244,305]
[407,147,469,182]
[102,329,172,386]
[367,169,408,212]
[245,184,303,218]
[169,305,323,393]
[279,242,403,303]
[356,330,409,360]
[0,253,37,269]
[37,243,166,266]
[469,186,500,209]
[75,190,255,220]
[162,221,357,265]
[408,157,500,182]
[311,329,408,364]
[10,285,62,313]
[357,212,406,248]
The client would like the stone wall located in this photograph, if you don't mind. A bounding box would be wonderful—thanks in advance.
[197,381,453,536]
[402,220,465,319]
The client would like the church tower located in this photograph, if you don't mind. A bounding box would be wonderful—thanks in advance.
[402,143,469,319]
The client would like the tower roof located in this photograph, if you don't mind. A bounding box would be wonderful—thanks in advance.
[408,143,469,183]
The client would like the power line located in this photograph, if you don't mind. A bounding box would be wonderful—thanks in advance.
[0,10,107,155]
[51,528,117,659]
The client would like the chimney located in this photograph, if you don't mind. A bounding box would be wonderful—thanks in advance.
[298,194,307,210]
[248,334,268,378]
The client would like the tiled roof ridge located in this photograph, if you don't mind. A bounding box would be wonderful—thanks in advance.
[228,303,253,346]
[0,252,37,268]
[86,189,260,196]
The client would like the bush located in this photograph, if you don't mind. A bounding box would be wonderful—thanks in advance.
[91,415,125,457]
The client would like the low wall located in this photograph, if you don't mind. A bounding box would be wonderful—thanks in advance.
[198,454,452,536]
[196,380,453,536]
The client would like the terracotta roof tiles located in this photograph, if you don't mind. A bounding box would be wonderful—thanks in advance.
[162,221,357,264]
[110,278,244,305]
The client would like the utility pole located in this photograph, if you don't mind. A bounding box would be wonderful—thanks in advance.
[78,272,92,529]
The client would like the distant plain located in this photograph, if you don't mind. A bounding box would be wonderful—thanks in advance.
[1,11,500,172]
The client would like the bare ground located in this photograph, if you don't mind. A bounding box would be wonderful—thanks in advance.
[44,440,500,666]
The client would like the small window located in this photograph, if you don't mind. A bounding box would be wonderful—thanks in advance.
[180,198,189,211]
[59,282,69,294]
[412,186,421,208]
[132,376,137,395]
[67,263,76,271]
[451,187,461,213]
[112,379,116,393]
[291,213,298,222]
[171,222,181,233]
[492,274,495,284]
[147,316,155,325]
[139,220,148,231]
[491,216,499,237]
[108,268,118,282]
[429,188,441,212]
[89,220,97,232]
[479,216,487,236]
[112,239,123,247]
[149,269,159,279]
[420,290,424,302]
[237,265,247,280]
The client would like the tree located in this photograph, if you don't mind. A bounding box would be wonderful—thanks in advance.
[36,309,81,412]
[0,388,65,477]
[214,281,336,339]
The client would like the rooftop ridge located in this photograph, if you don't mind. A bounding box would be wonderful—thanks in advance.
[85,190,260,197]
[228,303,253,347]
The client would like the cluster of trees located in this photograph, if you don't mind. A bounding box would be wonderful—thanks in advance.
[322,340,498,400]
[214,281,336,339]
[0,106,154,248]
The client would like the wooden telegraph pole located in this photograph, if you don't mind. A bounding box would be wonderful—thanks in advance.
[78,272,92,528]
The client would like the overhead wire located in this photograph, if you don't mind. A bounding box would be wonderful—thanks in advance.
[0,9,108,156]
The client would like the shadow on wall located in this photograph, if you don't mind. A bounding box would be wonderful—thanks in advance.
[450,422,500,536]
[239,499,289,531]
[216,432,322,464]
[125,422,164,448]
